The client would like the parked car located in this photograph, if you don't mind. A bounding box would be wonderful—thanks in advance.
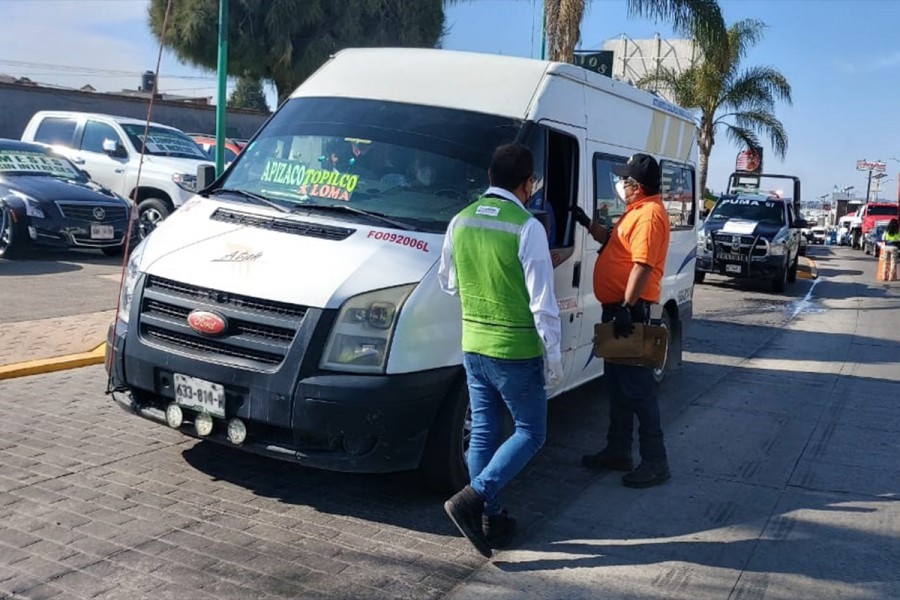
[188,133,246,165]
[21,111,212,239]
[863,224,888,257]
[809,226,827,245]
[0,139,132,259]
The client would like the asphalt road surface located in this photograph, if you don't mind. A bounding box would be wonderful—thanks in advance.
[0,244,897,600]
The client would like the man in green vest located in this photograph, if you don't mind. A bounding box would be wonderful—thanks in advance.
[438,143,562,558]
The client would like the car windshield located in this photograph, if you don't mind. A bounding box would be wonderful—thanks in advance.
[120,124,208,160]
[0,147,86,181]
[218,97,522,233]
[709,196,785,225]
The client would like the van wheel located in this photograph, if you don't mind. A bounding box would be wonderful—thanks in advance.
[420,382,470,493]
[137,198,170,240]
[420,378,514,493]
[652,310,673,385]
[0,204,27,259]
[694,271,705,284]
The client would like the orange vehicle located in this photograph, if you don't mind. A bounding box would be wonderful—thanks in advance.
[188,133,246,164]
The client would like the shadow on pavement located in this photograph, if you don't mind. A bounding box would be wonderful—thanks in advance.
[0,248,120,276]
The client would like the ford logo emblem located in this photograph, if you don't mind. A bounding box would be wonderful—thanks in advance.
[187,310,228,336]
[93,207,106,221]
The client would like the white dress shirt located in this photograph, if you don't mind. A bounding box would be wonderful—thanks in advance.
[438,186,562,363]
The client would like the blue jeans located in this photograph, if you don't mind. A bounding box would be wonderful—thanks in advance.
[463,352,547,515]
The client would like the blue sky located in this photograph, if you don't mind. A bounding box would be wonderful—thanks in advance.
[0,0,897,202]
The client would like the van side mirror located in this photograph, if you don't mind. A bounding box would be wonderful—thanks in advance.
[793,218,809,229]
[197,164,217,191]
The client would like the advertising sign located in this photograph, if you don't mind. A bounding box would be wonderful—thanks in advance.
[856,160,886,172]
[735,146,763,173]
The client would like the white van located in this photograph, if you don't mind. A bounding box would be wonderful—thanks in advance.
[107,48,699,491]
[21,111,213,237]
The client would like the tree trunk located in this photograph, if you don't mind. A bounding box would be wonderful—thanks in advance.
[545,0,585,63]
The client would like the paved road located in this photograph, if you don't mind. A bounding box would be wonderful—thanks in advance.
[0,245,896,599]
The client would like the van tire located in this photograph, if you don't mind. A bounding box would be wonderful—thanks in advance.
[652,310,673,385]
[137,198,171,240]
[420,378,514,493]
[787,256,798,283]
[420,381,470,493]
[694,271,705,284]
[771,261,788,293]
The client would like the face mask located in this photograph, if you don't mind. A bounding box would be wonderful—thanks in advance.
[416,167,434,186]
[614,179,628,203]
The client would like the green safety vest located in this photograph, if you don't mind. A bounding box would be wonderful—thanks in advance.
[450,195,544,360]
[884,231,900,243]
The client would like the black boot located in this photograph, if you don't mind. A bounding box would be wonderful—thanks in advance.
[582,447,633,471]
[483,510,517,548]
[622,460,670,488]
[444,485,492,558]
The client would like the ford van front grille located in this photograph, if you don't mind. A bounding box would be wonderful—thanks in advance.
[138,276,307,370]
[210,208,355,241]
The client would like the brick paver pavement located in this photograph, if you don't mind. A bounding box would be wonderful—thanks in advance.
[0,311,114,366]
[0,365,611,599]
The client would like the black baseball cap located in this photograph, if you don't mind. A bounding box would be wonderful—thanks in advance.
[612,153,661,192]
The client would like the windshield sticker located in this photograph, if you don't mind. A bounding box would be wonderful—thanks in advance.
[260,159,359,202]
[140,132,203,157]
[721,219,758,235]
[367,230,430,252]
[0,151,79,177]
[721,198,776,207]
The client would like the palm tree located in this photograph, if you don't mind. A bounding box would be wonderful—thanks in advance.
[638,19,791,195]
[544,0,727,64]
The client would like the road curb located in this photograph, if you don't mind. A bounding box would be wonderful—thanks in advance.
[797,256,818,279]
[0,342,107,381]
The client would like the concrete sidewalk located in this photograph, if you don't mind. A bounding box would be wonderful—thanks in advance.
[448,262,899,598]
[0,310,113,379]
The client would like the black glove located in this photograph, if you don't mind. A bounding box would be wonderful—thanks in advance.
[572,206,592,228]
[612,303,635,339]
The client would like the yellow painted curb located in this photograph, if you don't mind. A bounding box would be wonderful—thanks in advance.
[0,342,107,381]
[797,256,818,279]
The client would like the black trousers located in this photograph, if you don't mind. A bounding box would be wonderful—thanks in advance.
[601,300,667,463]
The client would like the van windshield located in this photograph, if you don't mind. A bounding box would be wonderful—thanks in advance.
[219,97,522,233]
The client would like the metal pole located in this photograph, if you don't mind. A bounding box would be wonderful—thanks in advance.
[215,0,229,177]
[540,0,546,60]
[865,169,872,205]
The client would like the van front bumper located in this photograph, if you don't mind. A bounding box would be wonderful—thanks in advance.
[107,319,460,474]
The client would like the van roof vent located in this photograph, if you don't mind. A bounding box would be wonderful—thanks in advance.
[210,208,355,241]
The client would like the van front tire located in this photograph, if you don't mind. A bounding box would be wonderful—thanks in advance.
[420,381,470,493]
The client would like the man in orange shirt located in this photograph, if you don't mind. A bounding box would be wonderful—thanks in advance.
[577,153,671,488]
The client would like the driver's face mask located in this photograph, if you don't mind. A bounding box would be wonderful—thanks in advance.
[416,166,434,186]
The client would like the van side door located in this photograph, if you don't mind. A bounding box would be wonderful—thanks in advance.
[527,122,586,393]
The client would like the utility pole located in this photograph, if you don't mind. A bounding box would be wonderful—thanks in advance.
[215,0,229,177]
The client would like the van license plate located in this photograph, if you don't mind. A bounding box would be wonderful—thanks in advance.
[725,264,742,274]
[91,224,115,240]
[174,374,225,418]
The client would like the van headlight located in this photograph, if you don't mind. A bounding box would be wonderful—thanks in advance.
[320,284,415,373]
[118,241,146,324]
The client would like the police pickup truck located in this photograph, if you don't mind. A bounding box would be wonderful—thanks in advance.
[696,190,807,292]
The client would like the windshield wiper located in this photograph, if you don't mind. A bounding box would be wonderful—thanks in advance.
[291,203,418,231]
[208,188,289,213]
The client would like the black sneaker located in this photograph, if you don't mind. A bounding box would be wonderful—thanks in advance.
[622,460,671,488]
[483,510,517,548]
[444,485,492,558]
[582,448,633,471]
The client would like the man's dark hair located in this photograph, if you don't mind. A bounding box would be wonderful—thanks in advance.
[489,143,534,192]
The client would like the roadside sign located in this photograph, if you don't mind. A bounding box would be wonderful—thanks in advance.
[856,160,886,172]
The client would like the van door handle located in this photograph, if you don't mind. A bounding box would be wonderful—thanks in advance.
[71,157,85,165]
[572,261,581,288]
[115,168,124,173]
